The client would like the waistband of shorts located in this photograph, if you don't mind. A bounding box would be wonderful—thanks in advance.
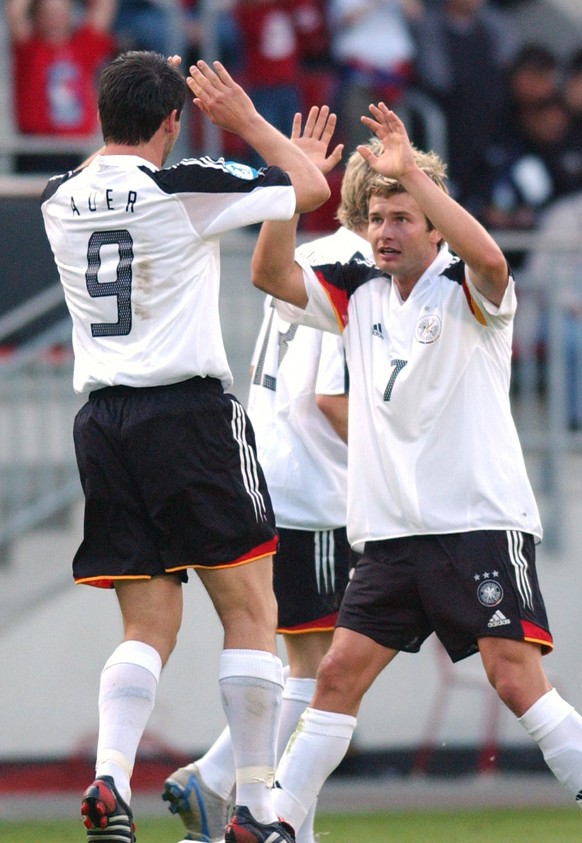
[88,376,223,401]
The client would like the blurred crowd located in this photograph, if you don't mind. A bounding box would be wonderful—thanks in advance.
[5,0,582,237]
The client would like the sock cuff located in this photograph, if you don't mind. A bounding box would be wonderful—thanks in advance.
[519,688,574,741]
[103,640,162,682]
[301,706,357,739]
[219,649,283,686]
[283,677,316,705]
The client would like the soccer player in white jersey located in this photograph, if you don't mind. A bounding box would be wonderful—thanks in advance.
[40,51,337,843]
[161,145,378,843]
[249,104,582,834]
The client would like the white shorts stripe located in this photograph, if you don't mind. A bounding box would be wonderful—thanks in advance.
[314,529,336,594]
[231,400,267,523]
[506,529,534,611]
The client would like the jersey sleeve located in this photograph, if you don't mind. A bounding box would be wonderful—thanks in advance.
[466,269,517,324]
[445,254,516,327]
[275,256,382,334]
[153,160,296,237]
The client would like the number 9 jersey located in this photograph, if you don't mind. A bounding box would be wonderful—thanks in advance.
[41,153,295,394]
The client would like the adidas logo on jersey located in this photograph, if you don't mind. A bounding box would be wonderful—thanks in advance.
[372,323,384,338]
[487,610,511,628]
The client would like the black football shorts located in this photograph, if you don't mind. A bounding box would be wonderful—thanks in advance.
[337,531,552,662]
[72,376,277,587]
[274,526,356,633]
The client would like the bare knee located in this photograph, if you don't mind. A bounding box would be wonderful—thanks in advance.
[480,639,551,716]
[312,648,360,713]
[221,577,278,629]
[489,667,526,711]
[122,623,179,666]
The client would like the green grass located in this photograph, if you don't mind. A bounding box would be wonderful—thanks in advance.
[1,808,581,843]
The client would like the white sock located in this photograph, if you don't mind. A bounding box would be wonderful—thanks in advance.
[95,640,161,804]
[195,726,236,801]
[193,672,315,815]
[519,687,582,808]
[277,678,315,759]
[277,678,317,843]
[273,707,356,832]
[219,649,283,824]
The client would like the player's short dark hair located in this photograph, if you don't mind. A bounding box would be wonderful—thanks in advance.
[98,51,188,145]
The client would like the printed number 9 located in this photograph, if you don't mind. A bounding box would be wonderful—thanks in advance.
[86,229,134,337]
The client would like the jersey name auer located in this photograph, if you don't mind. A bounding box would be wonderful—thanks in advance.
[70,189,138,215]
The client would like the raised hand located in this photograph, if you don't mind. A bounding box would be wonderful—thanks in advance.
[187,60,257,134]
[290,106,344,176]
[358,102,417,181]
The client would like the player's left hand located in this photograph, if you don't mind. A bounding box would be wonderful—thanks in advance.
[291,106,344,176]
[359,102,416,181]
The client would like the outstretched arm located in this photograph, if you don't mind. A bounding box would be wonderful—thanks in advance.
[359,103,509,305]
[187,60,331,213]
[251,107,343,307]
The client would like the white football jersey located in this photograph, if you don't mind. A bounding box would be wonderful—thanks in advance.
[41,154,295,393]
[277,246,542,549]
[248,227,371,529]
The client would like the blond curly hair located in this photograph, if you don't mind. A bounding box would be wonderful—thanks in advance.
[335,137,384,232]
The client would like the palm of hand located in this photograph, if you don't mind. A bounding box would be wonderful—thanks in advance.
[291,106,343,175]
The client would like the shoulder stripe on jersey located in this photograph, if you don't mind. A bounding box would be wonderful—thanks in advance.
[314,270,349,332]
[461,279,487,325]
[140,158,290,196]
[230,400,268,523]
[443,256,488,326]
[506,530,534,611]
[40,166,85,204]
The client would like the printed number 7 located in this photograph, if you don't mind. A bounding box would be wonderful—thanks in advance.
[86,230,134,337]
[384,359,407,401]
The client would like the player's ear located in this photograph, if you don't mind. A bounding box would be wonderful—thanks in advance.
[429,226,443,246]
[160,110,175,135]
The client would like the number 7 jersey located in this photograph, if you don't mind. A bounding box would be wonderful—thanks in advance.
[41,153,295,394]
[277,245,542,550]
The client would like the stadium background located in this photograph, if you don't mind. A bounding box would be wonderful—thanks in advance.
[1,0,582,804]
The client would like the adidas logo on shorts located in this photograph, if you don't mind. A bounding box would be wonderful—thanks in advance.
[487,610,511,628]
